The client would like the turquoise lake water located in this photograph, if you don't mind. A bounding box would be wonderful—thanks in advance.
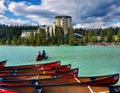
[0,46,120,85]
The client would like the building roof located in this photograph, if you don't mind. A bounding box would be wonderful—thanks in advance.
[38,25,47,29]
[74,33,83,38]
[55,15,71,18]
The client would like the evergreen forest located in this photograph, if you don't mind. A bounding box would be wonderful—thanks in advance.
[0,25,120,46]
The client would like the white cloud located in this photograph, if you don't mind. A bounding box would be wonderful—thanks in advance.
[1,0,120,28]
[73,22,109,29]
[111,22,120,27]
[8,1,57,25]
[0,15,30,26]
[74,22,120,29]
[0,0,7,14]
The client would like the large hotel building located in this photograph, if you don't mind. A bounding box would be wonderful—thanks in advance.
[53,16,72,35]
[21,15,72,38]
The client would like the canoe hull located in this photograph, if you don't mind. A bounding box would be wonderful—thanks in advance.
[0,85,120,93]
[0,61,61,71]
[5,61,60,68]
[36,57,44,61]
[0,68,78,77]
[0,64,72,77]
[0,73,118,87]
[42,85,120,93]
[36,56,48,61]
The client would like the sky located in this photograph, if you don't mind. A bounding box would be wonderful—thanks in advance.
[0,0,120,28]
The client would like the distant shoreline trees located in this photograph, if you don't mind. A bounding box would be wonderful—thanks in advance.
[0,25,120,46]
[74,27,120,45]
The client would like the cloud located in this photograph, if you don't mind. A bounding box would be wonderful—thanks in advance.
[0,15,30,25]
[1,0,120,28]
[0,0,7,14]
[110,22,120,28]
[8,1,58,25]
[73,22,110,29]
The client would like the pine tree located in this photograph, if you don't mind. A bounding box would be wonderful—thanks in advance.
[107,28,113,42]
[51,30,55,45]
[87,31,92,44]
[100,31,104,42]
[29,30,34,45]
[83,32,88,45]
[117,29,120,43]
[92,31,97,44]
[68,26,75,45]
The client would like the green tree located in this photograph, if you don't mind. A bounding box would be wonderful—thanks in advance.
[111,36,115,42]
[117,29,120,42]
[107,28,113,42]
[17,37,22,45]
[25,39,30,45]
[87,31,92,44]
[100,31,104,42]
[51,30,55,45]
[68,26,75,45]
[57,26,64,44]
[36,32,41,46]
[92,31,97,44]
[46,28,51,45]
[12,36,17,45]
[29,30,34,45]
[83,32,88,45]
[42,32,46,45]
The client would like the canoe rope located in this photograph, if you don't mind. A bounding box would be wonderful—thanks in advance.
[74,78,94,93]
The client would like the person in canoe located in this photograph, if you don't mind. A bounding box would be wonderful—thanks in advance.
[42,50,48,59]
[36,51,43,61]
[37,51,41,57]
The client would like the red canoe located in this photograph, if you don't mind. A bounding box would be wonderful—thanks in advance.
[0,73,78,82]
[0,84,120,93]
[0,67,75,77]
[36,56,48,61]
[0,73,118,86]
[0,64,71,73]
[0,61,61,71]
[39,85,120,93]
[6,61,60,68]
[0,88,21,93]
